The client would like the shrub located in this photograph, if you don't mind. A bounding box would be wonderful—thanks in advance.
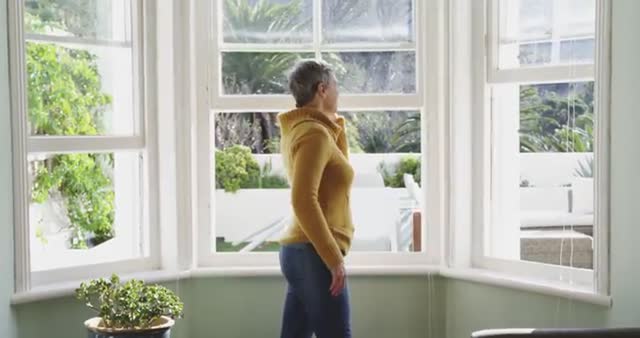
[215,146,289,192]
[76,274,184,330]
[215,145,261,193]
[379,156,421,188]
[27,41,115,248]
[256,160,289,189]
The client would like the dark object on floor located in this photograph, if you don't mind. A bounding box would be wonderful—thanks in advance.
[472,328,640,338]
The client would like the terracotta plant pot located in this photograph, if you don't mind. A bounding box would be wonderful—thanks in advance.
[84,316,175,338]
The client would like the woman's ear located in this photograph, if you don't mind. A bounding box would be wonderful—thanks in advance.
[317,82,327,97]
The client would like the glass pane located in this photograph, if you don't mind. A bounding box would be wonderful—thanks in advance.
[323,52,416,94]
[213,111,424,253]
[498,0,596,69]
[24,0,131,42]
[221,52,312,95]
[342,111,421,154]
[519,42,552,66]
[518,0,553,41]
[29,152,146,271]
[560,39,594,63]
[556,0,596,38]
[487,81,595,269]
[322,0,414,43]
[26,41,136,136]
[222,0,312,43]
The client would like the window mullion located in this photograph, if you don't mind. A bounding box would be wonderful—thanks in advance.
[210,94,421,112]
[218,43,315,53]
[132,0,146,143]
[488,64,594,84]
[550,0,562,64]
[313,0,322,59]
[24,33,132,48]
[28,135,145,154]
[9,0,31,293]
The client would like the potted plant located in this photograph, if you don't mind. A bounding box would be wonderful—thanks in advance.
[76,274,184,338]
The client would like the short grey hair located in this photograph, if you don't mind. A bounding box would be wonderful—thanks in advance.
[288,59,334,107]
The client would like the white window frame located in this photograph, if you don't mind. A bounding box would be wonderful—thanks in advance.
[8,0,160,291]
[195,0,448,268]
[468,0,611,294]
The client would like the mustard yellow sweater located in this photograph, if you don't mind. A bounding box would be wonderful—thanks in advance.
[278,107,355,270]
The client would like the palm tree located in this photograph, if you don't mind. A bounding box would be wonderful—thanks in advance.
[519,83,594,152]
[222,0,311,153]
[223,0,311,44]
[391,112,421,152]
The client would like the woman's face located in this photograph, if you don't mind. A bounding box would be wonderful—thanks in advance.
[320,75,339,113]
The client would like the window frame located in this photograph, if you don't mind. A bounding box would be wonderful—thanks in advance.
[487,0,595,84]
[8,0,160,292]
[196,0,448,268]
[469,0,611,295]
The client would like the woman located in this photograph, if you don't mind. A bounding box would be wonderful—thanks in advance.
[277,59,355,338]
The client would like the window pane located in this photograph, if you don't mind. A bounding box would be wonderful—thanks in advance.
[222,0,312,43]
[25,41,136,136]
[213,111,424,253]
[517,0,553,41]
[519,42,552,66]
[29,152,146,271]
[488,81,594,269]
[323,52,416,94]
[498,0,595,69]
[560,39,594,63]
[24,0,131,42]
[221,52,312,95]
[322,0,414,43]
[556,0,596,38]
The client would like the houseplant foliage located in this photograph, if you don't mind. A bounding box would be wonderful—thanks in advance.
[76,274,184,337]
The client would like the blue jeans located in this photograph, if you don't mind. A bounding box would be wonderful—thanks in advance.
[279,243,352,338]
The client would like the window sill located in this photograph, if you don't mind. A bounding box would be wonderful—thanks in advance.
[11,265,610,307]
[440,267,612,307]
[11,265,438,305]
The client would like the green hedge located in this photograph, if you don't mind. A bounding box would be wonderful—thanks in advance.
[215,145,289,192]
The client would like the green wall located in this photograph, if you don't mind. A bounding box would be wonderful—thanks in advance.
[14,276,444,338]
[444,1,640,337]
[0,0,16,336]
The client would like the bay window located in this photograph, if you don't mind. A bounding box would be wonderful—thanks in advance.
[8,0,610,301]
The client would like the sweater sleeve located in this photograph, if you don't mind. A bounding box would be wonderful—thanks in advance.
[290,127,344,270]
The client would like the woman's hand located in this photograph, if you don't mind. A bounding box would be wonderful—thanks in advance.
[329,263,346,297]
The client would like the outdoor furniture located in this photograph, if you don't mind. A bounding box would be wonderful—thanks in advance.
[520,187,593,228]
[350,188,401,251]
[397,174,423,252]
[520,229,593,268]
